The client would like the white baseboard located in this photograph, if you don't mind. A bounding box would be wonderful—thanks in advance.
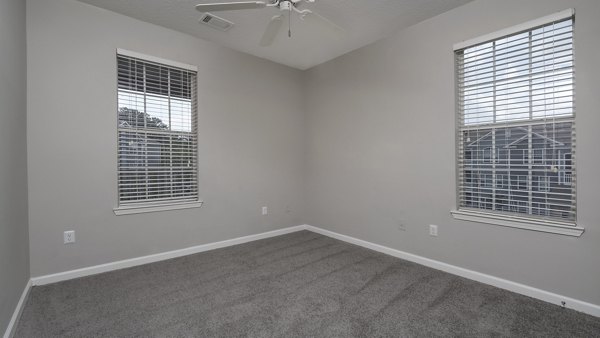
[304,225,600,318]
[31,225,306,286]
[3,279,32,338]
[28,223,600,318]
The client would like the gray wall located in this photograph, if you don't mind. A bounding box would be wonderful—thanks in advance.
[0,0,30,333]
[25,0,600,308]
[305,0,600,305]
[27,0,306,277]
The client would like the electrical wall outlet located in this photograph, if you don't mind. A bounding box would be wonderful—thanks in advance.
[429,224,438,237]
[64,230,76,244]
[262,206,268,215]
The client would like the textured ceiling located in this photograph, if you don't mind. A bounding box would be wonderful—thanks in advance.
[76,0,472,70]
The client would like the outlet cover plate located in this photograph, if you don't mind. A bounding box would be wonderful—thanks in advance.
[64,230,76,244]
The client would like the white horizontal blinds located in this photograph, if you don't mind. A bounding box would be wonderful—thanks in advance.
[456,16,576,223]
[117,54,198,206]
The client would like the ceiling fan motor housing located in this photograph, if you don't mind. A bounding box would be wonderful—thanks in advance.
[279,1,291,11]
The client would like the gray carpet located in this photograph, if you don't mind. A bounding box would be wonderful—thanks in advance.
[14,230,600,337]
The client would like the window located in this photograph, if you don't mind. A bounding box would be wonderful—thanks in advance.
[533,148,546,164]
[516,175,528,191]
[495,174,507,190]
[482,148,500,164]
[483,174,493,188]
[559,152,572,185]
[115,50,199,213]
[537,176,550,192]
[483,148,492,163]
[453,10,581,236]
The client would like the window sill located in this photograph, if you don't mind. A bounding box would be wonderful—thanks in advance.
[450,209,584,237]
[114,201,203,216]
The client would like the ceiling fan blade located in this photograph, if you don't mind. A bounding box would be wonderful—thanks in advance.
[195,1,267,12]
[301,10,345,36]
[259,15,284,47]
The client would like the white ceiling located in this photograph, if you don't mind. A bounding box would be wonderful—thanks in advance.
[77,0,472,70]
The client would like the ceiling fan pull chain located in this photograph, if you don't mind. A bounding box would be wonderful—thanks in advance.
[288,6,292,37]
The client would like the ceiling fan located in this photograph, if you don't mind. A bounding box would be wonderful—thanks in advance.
[195,0,344,46]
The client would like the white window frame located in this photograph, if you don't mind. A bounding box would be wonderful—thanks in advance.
[113,49,202,215]
[451,10,583,237]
